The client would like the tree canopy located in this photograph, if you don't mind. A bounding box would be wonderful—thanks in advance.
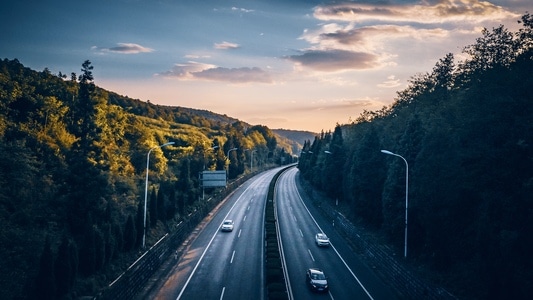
[298,14,533,299]
[0,57,293,299]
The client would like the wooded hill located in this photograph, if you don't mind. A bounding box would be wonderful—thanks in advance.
[0,57,305,299]
[298,14,532,299]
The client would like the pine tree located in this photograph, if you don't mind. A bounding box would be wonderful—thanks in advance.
[55,236,72,297]
[124,214,136,251]
[135,199,145,248]
[34,236,56,300]
[157,187,166,222]
[149,187,158,228]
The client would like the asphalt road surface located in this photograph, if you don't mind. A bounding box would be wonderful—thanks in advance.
[276,167,397,300]
[151,166,397,300]
[151,167,283,300]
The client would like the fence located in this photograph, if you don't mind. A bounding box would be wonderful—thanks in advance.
[96,173,252,300]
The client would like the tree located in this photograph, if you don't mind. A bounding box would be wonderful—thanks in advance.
[33,236,55,300]
[55,235,73,297]
[79,225,97,276]
[349,125,385,228]
[157,186,166,222]
[124,215,136,252]
[149,187,158,228]
[135,199,145,248]
[322,124,345,202]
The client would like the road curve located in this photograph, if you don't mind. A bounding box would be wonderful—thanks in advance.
[152,168,283,300]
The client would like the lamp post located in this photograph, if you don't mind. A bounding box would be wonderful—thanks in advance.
[204,145,219,170]
[226,147,237,174]
[251,149,257,172]
[226,147,238,160]
[202,145,219,200]
[143,141,174,248]
[381,149,409,258]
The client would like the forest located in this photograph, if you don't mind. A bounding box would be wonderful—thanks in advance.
[0,57,297,299]
[298,14,532,299]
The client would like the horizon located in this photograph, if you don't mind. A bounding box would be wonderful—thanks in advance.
[2,0,531,132]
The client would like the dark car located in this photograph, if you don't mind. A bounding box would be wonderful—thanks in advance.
[306,268,329,292]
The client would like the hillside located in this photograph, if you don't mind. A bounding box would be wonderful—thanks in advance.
[106,88,307,157]
[273,129,318,153]
[0,57,303,299]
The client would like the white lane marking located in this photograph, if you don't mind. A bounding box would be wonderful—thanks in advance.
[220,287,225,300]
[230,250,236,264]
[238,229,242,238]
[176,181,258,300]
[308,249,315,262]
[291,168,375,300]
[299,229,303,237]
[243,215,247,222]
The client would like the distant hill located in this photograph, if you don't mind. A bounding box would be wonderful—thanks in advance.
[273,129,318,153]
[106,90,314,155]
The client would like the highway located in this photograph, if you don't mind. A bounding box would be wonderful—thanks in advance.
[152,166,397,300]
[152,167,283,300]
[276,167,397,300]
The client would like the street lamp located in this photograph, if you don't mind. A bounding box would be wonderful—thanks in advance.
[251,150,257,172]
[246,149,257,172]
[381,149,409,258]
[143,141,174,248]
[226,147,238,177]
[226,147,238,159]
[202,145,219,200]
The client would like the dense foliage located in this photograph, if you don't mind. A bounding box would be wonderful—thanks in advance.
[0,57,296,299]
[298,14,532,300]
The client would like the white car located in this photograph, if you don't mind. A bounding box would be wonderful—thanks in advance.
[221,219,234,231]
[315,233,330,246]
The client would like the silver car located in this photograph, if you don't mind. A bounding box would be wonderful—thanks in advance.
[221,219,234,231]
[315,233,330,246]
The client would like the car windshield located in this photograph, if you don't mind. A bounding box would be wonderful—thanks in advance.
[318,234,327,239]
[311,272,326,280]
[224,221,232,224]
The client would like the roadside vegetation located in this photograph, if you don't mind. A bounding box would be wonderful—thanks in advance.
[298,14,532,300]
[0,57,296,299]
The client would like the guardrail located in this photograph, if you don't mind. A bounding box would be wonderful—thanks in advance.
[97,173,253,300]
[263,165,294,300]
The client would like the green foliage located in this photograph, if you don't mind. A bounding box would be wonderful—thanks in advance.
[0,56,293,298]
[298,15,533,299]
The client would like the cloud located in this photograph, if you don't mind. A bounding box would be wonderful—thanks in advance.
[285,49,380,71]
[231,7,254,13]
[304,98,379,112]
[313,0,520,24]
[377,75,402,88]
[92,43,154,54]
[194,67,272,83]
[157,61,216,79]
[214,41,241,50]
[157,62,272,83]
[302,23,449,53]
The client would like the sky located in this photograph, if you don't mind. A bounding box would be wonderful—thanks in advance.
[2,0,531,133]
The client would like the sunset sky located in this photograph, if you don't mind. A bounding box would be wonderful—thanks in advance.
[2,0,531,132]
